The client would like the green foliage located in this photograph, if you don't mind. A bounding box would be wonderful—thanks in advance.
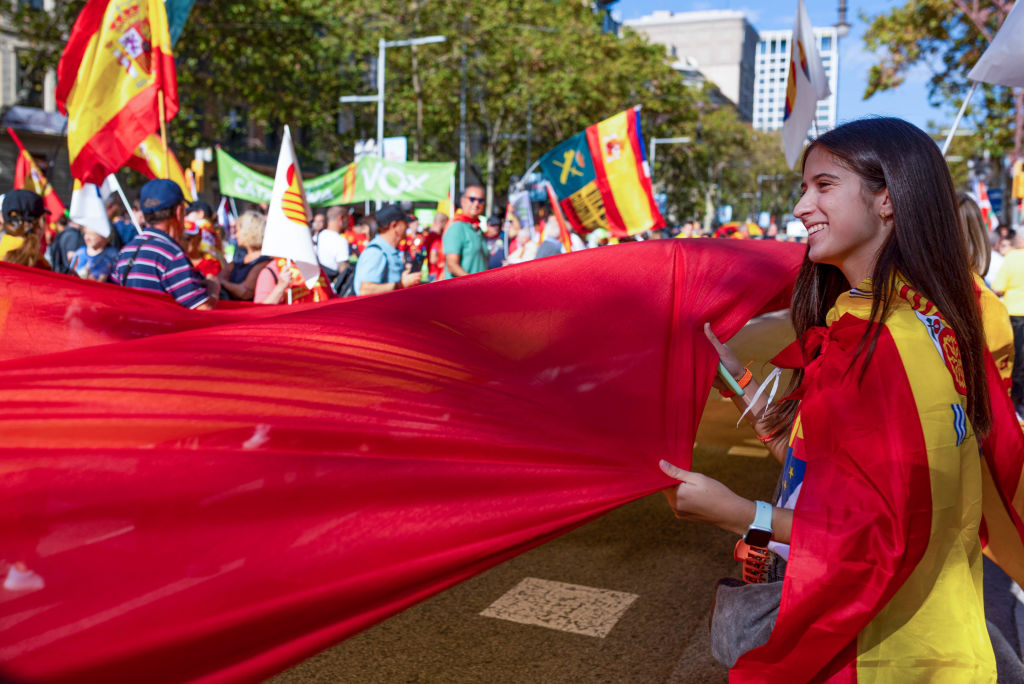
[5,0,796,220]
[861,0,1017,157]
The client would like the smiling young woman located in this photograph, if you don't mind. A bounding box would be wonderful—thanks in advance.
[660,117,1022,681]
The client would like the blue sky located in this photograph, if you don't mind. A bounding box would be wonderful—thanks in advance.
[616,1,948,132]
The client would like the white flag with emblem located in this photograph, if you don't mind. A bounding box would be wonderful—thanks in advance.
[262,125,320,287]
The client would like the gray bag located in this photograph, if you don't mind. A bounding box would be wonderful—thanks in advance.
[709,577,782,668]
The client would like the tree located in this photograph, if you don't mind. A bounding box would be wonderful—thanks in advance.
[5,0,787,223]
[862,0,1021,162]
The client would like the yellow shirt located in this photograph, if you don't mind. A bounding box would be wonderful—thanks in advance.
[992,248,1024,316]
[0,234,25,260]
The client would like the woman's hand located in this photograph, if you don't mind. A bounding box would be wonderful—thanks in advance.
[705,322,744,393]
[659,459,754,537]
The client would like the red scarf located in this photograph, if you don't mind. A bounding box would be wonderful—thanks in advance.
[449,211,480,228]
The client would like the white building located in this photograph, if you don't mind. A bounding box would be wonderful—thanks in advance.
[753,28,839,133]
[624,10,759,121]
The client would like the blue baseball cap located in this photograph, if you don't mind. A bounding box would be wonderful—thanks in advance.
[139,179,185,214]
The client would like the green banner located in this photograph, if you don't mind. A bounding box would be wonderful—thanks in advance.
[216,149,274,204]
[216,149,454,206]
[351,158,455,203]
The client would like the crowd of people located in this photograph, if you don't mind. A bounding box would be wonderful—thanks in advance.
[0,168,829,314]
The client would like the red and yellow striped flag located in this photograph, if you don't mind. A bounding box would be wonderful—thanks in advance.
[8,128,66,222]
[55,0,177,185]
[123,132,193,201]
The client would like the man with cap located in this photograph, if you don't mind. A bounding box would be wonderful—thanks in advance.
[353,204,422,296]
[112,179,216,310]
[0,189,50,268]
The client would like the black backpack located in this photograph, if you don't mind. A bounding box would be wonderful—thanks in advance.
[336,243,382,297]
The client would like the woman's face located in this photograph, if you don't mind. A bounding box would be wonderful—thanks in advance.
[794,147,892,286]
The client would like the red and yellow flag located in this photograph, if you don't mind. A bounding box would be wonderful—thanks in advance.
[8,128,66,222]
[540,106,664,239]
[122,132,193,201]
[55,0,177,185]
[544,181,574,252]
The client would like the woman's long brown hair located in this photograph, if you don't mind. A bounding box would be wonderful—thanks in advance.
[763,117,991,440]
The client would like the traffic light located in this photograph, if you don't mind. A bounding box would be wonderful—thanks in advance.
[1013,159,1024,200]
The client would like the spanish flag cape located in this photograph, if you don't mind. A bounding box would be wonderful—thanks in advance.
[732,278,1024,682]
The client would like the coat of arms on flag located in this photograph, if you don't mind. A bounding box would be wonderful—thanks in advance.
[539,106,664,239]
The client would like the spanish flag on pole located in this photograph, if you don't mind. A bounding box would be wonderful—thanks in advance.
[8,127,66,222]
[539,106,663,239]
[55,0,177,185]
[123,132,194,201]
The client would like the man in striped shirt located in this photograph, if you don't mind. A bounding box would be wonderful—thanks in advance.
[113,179,216,310]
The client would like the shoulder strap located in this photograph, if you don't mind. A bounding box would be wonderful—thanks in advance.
[122,236,154,281]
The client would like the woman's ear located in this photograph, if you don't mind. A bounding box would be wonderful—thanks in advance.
[879,189,893,222]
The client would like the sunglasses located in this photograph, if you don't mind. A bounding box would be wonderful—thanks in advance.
[465,197,485,203]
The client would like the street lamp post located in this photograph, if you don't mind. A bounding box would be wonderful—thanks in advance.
[648,136,692,182]
[339,34,447,162]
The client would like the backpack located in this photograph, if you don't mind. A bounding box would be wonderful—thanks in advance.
[337,243,382,297]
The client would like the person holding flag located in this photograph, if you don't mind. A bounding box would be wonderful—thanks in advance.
[660,118,1024,680]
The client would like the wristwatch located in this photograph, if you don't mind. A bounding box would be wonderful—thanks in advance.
[744,500,773,548]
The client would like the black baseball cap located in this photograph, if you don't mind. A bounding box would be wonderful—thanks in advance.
[374,204,415,226]
[186,200,214,217]
[2,189,47,222]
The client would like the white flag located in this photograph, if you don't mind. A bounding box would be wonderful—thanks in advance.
[781,0,831,168]
[69,182,112,239]
[262,125,320,287]
[968,2,1024,88]
[508,190,535,239]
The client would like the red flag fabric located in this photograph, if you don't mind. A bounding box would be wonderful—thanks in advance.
[0,240,803,683]
[8,128,67,221]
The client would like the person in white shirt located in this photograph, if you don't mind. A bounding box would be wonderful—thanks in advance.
[315,206,351,276]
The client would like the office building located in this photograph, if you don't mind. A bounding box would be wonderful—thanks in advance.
[753,28,839,133]
[623,10,759,121]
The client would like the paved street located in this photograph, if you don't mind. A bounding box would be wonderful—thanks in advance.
[271,314,795,684]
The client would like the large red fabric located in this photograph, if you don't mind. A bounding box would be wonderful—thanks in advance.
[0,240,803,683]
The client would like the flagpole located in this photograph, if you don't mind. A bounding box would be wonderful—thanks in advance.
[942,81,979,157]
[108,174,143,236]
[286,259,293,305]
[158,89,169,179]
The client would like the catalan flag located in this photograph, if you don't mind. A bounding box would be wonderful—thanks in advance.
[8,128,66,223]
[55,0,177,185]
[739,280,1007,680]
[123,132,194,201]
[262,125,320,289]
[539,106,663,239]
